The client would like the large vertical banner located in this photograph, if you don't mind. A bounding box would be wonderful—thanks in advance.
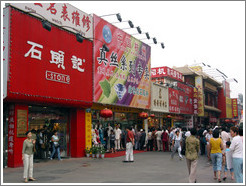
[226,97,232,118]
[85,110,92,149]
[223,80,230,98]
[177,82,194,114]
[232,98,238,118]
[3,7,9,99]
[93,15,151,109]
[168,88,180,113]
[195,76,204,116]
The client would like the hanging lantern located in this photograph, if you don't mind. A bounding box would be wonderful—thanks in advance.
[100,108,113,118]
[150,114,155,118]
[167,115,172,118]
[139,112,148,119]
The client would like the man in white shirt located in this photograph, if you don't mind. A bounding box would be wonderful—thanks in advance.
[155,128,163,151]
[114,124,122,151]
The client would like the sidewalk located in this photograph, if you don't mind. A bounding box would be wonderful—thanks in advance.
[3,151,237,184]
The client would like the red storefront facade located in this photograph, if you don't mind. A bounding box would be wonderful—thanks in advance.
[3,6,93,167]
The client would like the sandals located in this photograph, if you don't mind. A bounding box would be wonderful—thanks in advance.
[218,179,221,183]
[24,179,28,183]
[29,178,37,181]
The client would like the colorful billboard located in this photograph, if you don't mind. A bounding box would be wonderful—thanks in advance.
[168,88,180,113]
[151,66,183,82]
[232,98,238,118]
[93,14,151,109]
[195,76,204,116]
[9,3,93,38]
[177,82,194,115]
[8,8,93,107]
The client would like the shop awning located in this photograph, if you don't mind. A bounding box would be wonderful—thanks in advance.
[204,105,221,113]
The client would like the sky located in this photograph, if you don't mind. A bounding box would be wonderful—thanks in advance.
[69,1,245,98]
[1,1,245,99]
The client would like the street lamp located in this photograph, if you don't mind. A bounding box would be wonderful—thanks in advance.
[27,11,52,31]
[100,13,122,22]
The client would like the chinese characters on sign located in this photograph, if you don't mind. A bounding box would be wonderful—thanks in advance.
[85,111,92,149]
[9,3,92,38]
[232,98,238,118]
[17,110,28,137]
[8,105,15,157]
[151,83,169,113]
[195,76,204,117]
[169,88,180,113]
[193,87,198,115]
[151,66,183,82]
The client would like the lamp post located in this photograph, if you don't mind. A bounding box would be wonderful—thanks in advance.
[100,13,122,22]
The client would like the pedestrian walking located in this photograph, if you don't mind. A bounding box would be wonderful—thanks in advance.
[155,128,163,151]
[109,130,116,153]
[50,131,62,161]
[22,131,36,183]
[185,128,200,183]
[222,141,234,181]
[229,126,243,183]
[208,129,224,182]
[171,130,183,160]
[205,129,213,159]
[123,126,135,162]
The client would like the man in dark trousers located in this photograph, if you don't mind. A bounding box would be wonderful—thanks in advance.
[139,129,146,150]
[197,126,205,155]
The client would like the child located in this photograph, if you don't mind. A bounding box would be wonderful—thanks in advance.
[109,130,116,153]
[223,141,234,181]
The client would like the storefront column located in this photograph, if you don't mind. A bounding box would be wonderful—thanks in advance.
[70,108,86,157]
[8,104,28,168]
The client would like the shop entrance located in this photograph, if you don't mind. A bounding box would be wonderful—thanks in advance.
[28,106,69,159]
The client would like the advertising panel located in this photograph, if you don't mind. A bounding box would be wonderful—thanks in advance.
[232,98,238,118]
[177,82,193,115]
[3,7,10,99]
[168,87,180,113]
[85,110,92,149]
[226,97,232,118]
[193,87,198,115]
[17,109,28,137]
[151,83,169,113]
[8,105,15,164]
[195,76,204,116]
[94,14,151,109]
[8,8,93,106]
[151,66,183,82]
[9,3,93,38]
[223,80,230,98]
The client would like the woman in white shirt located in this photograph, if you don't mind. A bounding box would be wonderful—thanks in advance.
[50,131,62,161]
[229,127,243,183]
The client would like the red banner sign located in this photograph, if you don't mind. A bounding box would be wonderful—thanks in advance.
[177,82,194,115]
[232,98,238,118]
[8,8,93,106]
[193,87,198,115]
[151,66,183,82]
[169,88,180,113]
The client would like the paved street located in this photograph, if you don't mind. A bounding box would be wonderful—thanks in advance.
[3,151,237,184]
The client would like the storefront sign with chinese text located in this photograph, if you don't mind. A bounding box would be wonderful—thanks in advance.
[151,66,183,82]
[151,83,169,113]
[226,97,232,118]
[85,111,92,149]
[9,3,92,38]
[232,98,238,118]
[3,7,9,99]
[195,76,204,116]
[193,87,198,115]
[168,88,180,113]
[223,80,230,98]
[17,110,28,137]
[8,105,15,162]
[94,15,151,109]
[8,8,93,106]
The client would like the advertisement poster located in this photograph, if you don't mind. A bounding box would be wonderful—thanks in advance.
[223,80,230,98]
[151,66,183,82]
[177,82,193,115]
[195,76,204,116]
[226,97,232,118]
[9,3,93,38]
[168,88,180,113]
[94,14,151,109]
[193,87,198,115]
[8,8,93,106]
[85,111,92,149]
[232,98,238,118]
[151,83,169,113]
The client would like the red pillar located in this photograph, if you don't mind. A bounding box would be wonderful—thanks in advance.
[8,104,28,168]
[70,108,86,157]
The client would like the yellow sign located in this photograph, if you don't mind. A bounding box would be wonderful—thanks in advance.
[195,76,204,117]
[17,109,28,137]
[85,112,92,149]
[190,66,203,72]
[226,97,232,118]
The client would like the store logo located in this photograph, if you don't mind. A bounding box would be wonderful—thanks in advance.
[103,25,112,43]
[46,71,70,84]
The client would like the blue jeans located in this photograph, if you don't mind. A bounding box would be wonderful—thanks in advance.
[211,153,222,171]
[50,144,61,160]
[232,158,243,183]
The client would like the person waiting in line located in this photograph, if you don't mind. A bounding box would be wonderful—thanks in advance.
[109,130,116,153]
[155,128,163,151]
[229,127,243,183]
[121,128,126,150]
[103,128,109,151]
[161,128,169,152]
[152,128,157,151]
[135,129,141,150]
[114,124,122,151]
[147,128,153,151]
[222,141,234,181]
[171,130,183,160]
[22,131,37,183]
[50,131,62,161]
[185,128,200,183]
[208,129,224,182]
[139,129,146,150]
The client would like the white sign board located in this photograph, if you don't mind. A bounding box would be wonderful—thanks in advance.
[151,82,169,113]
[3,7,9,99]
[9,3,93,38]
